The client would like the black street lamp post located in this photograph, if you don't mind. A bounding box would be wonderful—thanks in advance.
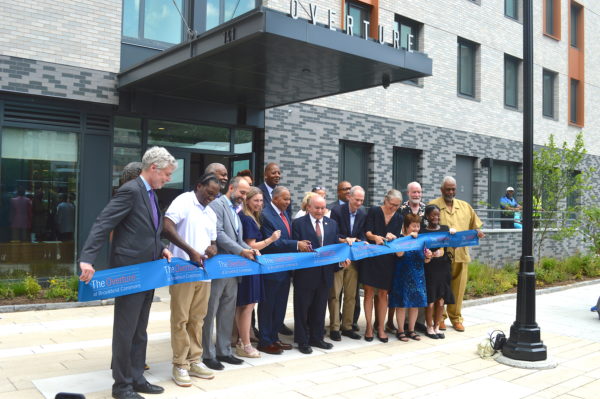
[501,0,548,361]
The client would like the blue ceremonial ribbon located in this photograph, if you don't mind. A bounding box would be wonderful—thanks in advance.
[78,230,479,302]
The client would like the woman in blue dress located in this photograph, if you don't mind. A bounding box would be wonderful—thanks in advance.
[389,213,432,342]
[236,187,281,358]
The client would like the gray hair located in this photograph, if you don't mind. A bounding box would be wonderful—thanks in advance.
[205,162,227,174]
[349,185,365,197]
[120,162,142,186]
[384,189,402,203]
[142,147,177,171]
[229,176,247,189]
[440,176,456,188]
[272,186,289,199]
[407,181,421,191]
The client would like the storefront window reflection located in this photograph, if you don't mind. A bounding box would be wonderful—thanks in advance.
[0,128,79,278]
[148,120,230,152]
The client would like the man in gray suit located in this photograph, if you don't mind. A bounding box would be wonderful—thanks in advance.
[79,147,177,399]
[202,176,256,370]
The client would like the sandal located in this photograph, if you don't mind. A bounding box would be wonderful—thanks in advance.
[396,332,409,342]
[406,331,421,341]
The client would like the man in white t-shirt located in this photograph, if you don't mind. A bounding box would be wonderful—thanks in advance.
[162,173,221,387]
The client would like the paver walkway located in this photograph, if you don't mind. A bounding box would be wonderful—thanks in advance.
[1,281,599,399]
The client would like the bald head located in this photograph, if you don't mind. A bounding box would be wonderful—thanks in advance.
[307,194,327,220]
[264,162,281,187]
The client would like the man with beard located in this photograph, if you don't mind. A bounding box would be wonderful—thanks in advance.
[400,181,426,222]
[204,163,229,192]
[429,176,484,332]
[202,176,257,370]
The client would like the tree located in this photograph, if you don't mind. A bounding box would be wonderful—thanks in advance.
[532,132,594,263]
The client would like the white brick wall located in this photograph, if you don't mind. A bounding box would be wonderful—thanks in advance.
[265,0,600,155]
[0,0,122,72]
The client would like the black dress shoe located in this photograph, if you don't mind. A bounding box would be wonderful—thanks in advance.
[216,355,243,365]
[112,390,144,399]
[437,333,445,339]
[279,324,293,336]
[341,330,361,340]
[203,358,224,370]
[310,340,333,350]
[330,331,341,341]
[298,344,313,354]
[364,335,373,342]
[425,332,439,340]
[352,323,359,332]
[133,382,164,394]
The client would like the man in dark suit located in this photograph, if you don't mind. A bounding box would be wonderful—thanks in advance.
[327,180,352,211]
[292,195,350,354]
[202,176,256,370]
[258,186,311,354]
[79,146,177,399]
[328,186,366,341]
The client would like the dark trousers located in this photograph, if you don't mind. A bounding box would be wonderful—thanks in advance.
[258,276,290,346]
[293,283,329,345]
[353,284,361,324]
[112,289,154,393]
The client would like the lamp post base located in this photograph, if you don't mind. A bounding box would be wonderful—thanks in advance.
[501,323,547,361]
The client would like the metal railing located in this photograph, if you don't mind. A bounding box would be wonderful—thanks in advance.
[474,208,579,230]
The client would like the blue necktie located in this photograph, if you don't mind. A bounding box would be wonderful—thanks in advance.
[148,190,159,229]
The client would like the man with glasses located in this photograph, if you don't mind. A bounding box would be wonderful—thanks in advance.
[328,181,352,211]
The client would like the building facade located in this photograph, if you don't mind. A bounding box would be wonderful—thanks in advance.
[0,0,597,278]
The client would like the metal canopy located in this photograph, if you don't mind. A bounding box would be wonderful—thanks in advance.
[118,8,433,109]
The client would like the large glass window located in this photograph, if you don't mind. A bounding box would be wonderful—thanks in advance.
[458,38,477,98]
[339,141,371,204]
[504,55,520,109]
[505,0,519,20]
[489,161,520,211]
[0,128,79,278]
[570,3,581,48]
[113,117,142,190]
[206,0,257,30]
[123,0,184,45]
[543,69,557,118]
[345,1,371,38]
[148,120,230,152]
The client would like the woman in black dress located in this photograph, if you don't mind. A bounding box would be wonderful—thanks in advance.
[420,204,455,339]
[236,187,281,357]
[361,189,403,342]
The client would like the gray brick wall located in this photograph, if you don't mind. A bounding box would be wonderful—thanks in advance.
[0,55,118,104]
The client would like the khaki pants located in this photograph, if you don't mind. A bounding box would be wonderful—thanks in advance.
[444,261,468,324]
[170,281,211,369]
[328,262,358,332]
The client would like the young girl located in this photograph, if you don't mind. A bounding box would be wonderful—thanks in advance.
[420,205,456,339]
[389,213,432,341]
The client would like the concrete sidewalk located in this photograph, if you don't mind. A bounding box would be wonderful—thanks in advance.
[1,281,599,399]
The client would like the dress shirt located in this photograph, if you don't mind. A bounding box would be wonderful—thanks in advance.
[223,195,239,231]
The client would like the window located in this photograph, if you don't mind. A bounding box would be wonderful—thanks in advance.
[0,127,79,277]
[112,117,142,190]
[570,3,581,48]
[206,0,257,31]
[570,78,579,124]
[345,1,371,38]
[122,0,184,45]
[394,15,423,85]
[544,0,560,38]
[339,141,371,204]
[147,120,230,151]
[504,54,520,109]
[542,69,557,118]
[505,0,519,20]
[488,160,520,211]
[393,148,420,200]
[457,38,478,98]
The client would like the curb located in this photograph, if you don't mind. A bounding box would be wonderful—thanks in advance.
[0,295,161,313]
[463,278,600,307]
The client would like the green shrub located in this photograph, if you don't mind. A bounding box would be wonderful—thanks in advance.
[11,281,27,296]
[0,286,15,299]
[22,276,42,299]
[44,277,78,302]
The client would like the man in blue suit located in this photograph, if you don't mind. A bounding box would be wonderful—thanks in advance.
[259,186,311,354]
[292,195,350,354]
[258,162,292,218]
[328,186,367,341]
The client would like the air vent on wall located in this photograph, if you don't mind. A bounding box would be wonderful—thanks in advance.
[86,114,111,132]
[3,102,80,129]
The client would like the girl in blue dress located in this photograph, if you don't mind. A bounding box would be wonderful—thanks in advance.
[389,213,432,342]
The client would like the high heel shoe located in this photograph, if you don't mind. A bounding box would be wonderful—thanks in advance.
[364,335,374,342]
[375,331,388,343]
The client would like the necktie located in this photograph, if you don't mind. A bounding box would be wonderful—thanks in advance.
[148,189,159,229]
[315,219,322,247]
[280,212,291,236]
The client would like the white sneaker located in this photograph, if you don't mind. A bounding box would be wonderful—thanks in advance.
[189,362,215,380]
[236,343,261,358]
[172,366,192,387]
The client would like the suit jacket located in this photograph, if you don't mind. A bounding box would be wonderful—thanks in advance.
[260,204,297,281]
[292,214,339,290]
[330,203,367,242]
[258,182,292,218]
[209,195,251,255]
[80,177,164,268]
[327,199,346,213]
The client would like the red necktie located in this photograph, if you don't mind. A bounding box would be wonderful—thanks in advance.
[315,219,322,247]
[280,212,291,236]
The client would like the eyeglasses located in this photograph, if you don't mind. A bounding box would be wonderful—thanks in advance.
[340,187,351,191]
[312,186,324,192]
